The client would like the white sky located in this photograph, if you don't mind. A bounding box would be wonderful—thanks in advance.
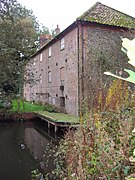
[18,0,135,31]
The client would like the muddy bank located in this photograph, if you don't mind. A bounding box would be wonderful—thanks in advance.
[0,112,36,121]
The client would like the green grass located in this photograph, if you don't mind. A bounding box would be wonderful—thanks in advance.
[12,100,45,112]
[11,100,79,123]
[37,111,79,123]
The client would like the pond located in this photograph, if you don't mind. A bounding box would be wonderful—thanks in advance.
[0,121,62,180]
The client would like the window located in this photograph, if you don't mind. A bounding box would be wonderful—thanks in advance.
[60,67,65,85]
[48,71,51,83]
[48,46,51,57]
[60,38,65,50]
[60,97,65,107]
[40,53,42,62]
[40,75,42,84]
[52,97,55,105]
[33,58,36,65]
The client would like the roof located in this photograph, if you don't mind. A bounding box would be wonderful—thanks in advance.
[78,2,135,28]
[30,21,77,58]
[30,2,135,59]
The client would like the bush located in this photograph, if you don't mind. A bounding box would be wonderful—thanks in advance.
[53,110,134,179]
[52,79,135,179]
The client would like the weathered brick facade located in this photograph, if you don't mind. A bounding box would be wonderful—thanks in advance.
[81,23,134,111]
[24,3,135,115]
[24,26,79,115]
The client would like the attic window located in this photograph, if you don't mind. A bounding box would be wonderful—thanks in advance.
[60,38,65,50]
[40,53,42,62]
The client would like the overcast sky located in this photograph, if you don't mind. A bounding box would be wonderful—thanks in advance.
[18,0,135,31]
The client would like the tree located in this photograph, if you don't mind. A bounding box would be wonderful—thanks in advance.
[39,24,50,35]
[0,0,39,100]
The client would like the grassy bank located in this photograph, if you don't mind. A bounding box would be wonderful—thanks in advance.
[12,100,79,123]
[11,100,56,112]
[12,100,45,112]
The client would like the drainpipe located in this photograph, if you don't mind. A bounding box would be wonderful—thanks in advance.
[81,20,85,107]
[77,20,85,116]
[77,20,80,116]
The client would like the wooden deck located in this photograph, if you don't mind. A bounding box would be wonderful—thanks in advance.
[0,111,79,138]
[35,112,79,133]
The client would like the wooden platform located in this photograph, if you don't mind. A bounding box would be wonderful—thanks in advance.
[35,112,79,133]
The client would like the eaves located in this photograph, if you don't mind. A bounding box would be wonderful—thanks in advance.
[30,19,134,59]
[30,21,78,59]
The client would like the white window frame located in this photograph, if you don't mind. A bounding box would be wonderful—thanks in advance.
[60,38,65,50]
[40,53,42,62]
[48,71,51,83]
[48,46,51,57]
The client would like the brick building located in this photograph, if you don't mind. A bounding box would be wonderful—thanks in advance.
[24,2,135,115]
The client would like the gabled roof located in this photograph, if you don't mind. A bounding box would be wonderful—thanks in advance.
[30,2,135,59]
[78,2,135,28]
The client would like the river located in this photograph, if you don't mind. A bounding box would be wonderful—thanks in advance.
[0,121,62,180]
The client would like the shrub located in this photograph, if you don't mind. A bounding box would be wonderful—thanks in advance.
[52,38,135,179]
[53,109,134,179]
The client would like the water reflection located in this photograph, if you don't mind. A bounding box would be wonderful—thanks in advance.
[24,126,57,175]
[0,121,59,180]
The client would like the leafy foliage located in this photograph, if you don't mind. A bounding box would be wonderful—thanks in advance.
[104,38,135,180]
[53,109,134,179]
[0,0,39,98]
[52,37,135,179]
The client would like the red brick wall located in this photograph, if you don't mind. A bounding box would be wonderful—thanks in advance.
[24,28,79,115]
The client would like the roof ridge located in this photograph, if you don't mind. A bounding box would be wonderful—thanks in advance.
[100,2,135,20]
[77,2,135,28]
[78,2,135,20]
[77,1,135,19]
[77,2,100,20]
[87,2,101,12]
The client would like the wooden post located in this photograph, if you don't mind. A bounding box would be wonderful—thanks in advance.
[54,125,58,139]
[48,122,50,134]
[55,125,57,133]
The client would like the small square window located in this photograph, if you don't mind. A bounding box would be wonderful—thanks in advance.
[40,53,42,62]
[60,38,65,50]
[48,47,51,57]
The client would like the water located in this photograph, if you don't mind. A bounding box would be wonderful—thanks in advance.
[0,121,60,180]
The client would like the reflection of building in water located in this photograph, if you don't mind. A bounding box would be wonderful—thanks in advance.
[24,128,57,174]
